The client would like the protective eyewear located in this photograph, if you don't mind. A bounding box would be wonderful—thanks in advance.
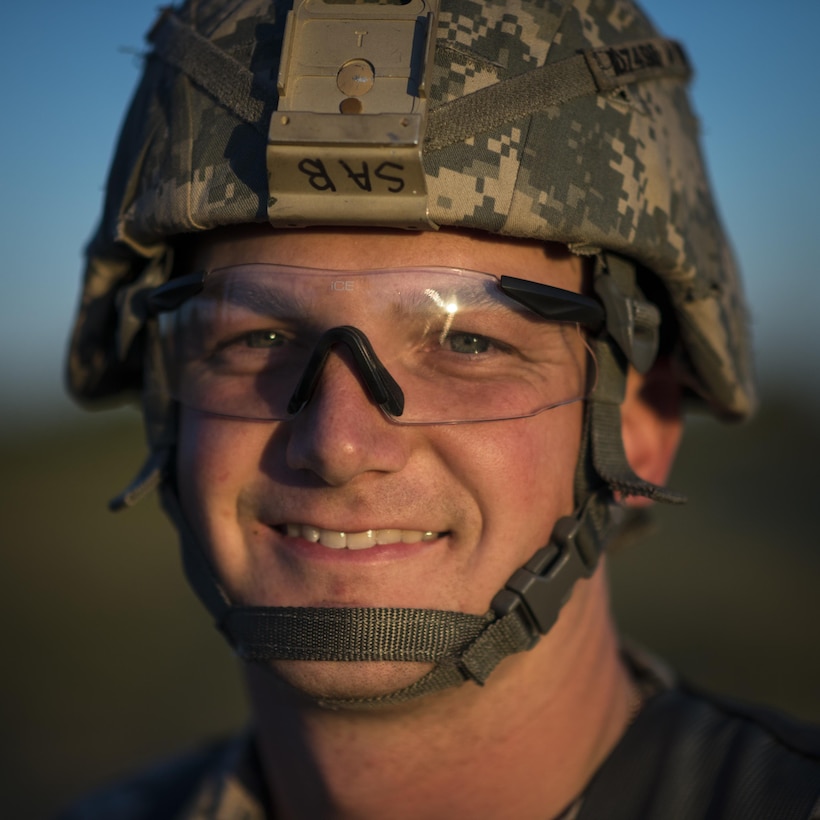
[149,264,604,425]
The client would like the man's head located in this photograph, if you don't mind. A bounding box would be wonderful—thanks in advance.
[67,0,755,705]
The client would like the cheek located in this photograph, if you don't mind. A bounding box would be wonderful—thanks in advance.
[441,405,584,610]
[450,403,584,532]
[175,411,260,535]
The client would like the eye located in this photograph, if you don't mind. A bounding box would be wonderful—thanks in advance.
[243,330,286,349]
[445,332,493,355]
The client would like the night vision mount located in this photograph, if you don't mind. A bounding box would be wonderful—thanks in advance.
[268,0,440,229]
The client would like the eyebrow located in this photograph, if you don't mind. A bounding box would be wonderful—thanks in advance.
[390,282,512,317]
[207,277,314,318]
[203,269,522,324]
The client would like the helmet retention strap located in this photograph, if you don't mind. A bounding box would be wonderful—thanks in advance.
[162,486,615,710]
[587,254,686,504]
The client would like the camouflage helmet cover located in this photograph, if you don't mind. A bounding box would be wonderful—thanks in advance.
[68,0,756,421]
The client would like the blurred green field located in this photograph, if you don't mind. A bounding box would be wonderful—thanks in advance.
[1,386,818,819]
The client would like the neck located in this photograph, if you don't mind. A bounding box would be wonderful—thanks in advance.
[245,564,634,820]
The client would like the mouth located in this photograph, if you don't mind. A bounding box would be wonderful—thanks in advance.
[274,524,443,551]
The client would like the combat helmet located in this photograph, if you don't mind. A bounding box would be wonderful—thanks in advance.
[67,0,756,707]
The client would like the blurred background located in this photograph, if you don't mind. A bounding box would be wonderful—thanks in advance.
[1,2,818,817]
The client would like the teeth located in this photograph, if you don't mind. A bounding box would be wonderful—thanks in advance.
[322,531,347,550]
[346,530,376,550]
[283,525,438,550]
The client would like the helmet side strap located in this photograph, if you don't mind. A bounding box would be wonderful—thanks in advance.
[587,253,685,505]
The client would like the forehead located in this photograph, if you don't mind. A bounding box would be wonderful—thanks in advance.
[183,226,584,292]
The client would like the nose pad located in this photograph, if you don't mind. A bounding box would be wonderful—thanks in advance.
[286,326,405,418]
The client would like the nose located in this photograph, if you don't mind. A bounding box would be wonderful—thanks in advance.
[285,343,412,486]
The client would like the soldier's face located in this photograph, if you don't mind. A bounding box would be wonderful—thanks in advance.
[175,226,586,696]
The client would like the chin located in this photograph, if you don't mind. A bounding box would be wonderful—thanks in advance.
[248,658,438,708]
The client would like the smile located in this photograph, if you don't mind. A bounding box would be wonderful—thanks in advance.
[280,524,441,550]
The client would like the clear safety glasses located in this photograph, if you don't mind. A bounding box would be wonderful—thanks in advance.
[148,264,605,425]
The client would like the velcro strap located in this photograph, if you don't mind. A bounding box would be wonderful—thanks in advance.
[426,37,690,152]
[148,8,276,131]
[584,38,690,91]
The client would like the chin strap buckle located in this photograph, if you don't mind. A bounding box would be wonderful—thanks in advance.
[490,499,604,644]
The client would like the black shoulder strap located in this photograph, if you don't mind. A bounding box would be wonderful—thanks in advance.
[578,687,820,820]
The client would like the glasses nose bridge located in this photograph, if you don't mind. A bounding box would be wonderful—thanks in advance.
[286,325,405,419]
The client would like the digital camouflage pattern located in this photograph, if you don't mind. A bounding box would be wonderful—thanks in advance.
[67,0,755,423]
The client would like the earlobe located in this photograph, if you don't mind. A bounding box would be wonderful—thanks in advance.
[620,359,684,504]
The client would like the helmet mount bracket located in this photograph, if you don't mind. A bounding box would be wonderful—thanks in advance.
[267,0,440,230]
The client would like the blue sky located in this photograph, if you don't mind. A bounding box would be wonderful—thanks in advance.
[2,1,818,426]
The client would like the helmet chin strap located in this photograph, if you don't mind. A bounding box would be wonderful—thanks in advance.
[159,476,617,710]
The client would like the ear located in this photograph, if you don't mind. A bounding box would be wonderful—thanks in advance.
[620,357,684,506]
